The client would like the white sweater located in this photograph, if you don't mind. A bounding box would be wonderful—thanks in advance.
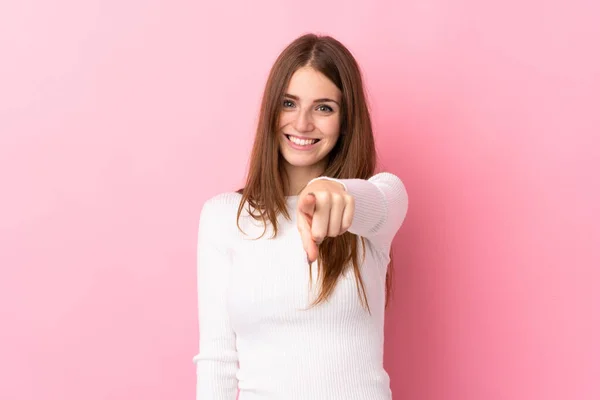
[193,172,409,400]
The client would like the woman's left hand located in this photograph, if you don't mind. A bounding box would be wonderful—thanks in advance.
[296,179,355,263]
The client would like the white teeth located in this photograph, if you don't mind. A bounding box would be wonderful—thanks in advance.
[289,136,317,146]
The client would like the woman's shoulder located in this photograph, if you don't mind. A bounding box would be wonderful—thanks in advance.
[196,192,243,248]
[197,192,246,245]
[204,191,243,207]
[200,191,243,217]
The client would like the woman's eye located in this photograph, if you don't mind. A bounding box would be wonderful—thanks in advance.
[317,105,333,112]
[283,100,295,108]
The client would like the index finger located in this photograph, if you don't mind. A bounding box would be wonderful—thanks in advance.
[298,192,316,217]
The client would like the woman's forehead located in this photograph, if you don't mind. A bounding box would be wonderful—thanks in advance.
[285,67,342,101]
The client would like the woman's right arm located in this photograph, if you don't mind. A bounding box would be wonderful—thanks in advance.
[192,199,239,399]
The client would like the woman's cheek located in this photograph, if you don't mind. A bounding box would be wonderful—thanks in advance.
[324,119,341,137]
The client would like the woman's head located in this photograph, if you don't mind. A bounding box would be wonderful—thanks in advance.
[238,34,389,311]
[246,33,376,197]
[278,65,342,178]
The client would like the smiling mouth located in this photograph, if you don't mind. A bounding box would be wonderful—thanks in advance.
[285,134,321,146]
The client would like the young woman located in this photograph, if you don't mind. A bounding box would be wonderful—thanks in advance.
[193,33,409,400]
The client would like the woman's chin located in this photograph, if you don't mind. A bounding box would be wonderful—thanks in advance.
[281,154,321,168]
[279,145,331,169]
[283,159,316,168]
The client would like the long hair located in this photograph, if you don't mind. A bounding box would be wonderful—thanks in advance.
[236,33,394,312]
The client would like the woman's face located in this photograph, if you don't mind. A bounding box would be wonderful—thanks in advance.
[277,66,342,172]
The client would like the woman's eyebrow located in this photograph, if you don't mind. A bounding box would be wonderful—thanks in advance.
[284,93,340,106]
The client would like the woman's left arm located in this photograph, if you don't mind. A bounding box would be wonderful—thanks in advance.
[299,172,408,258]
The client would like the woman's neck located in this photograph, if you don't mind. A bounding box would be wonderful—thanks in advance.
[283,163,326,196]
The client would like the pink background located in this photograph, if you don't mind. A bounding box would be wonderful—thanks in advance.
[1,1,598,399]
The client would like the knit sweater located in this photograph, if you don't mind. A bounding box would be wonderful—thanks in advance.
[193,172,409,400]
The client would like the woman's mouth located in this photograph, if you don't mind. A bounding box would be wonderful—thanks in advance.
[284,134,321,150]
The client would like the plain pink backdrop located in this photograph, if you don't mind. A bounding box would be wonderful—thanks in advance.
[1,1,598,399]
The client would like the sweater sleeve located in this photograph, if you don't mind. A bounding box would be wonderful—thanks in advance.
[192,199,239,399]
[309,172,408,252]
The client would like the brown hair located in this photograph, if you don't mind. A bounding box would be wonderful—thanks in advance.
[236,33,393,312]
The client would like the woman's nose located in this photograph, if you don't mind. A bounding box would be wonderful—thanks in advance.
[293,110,314,133]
